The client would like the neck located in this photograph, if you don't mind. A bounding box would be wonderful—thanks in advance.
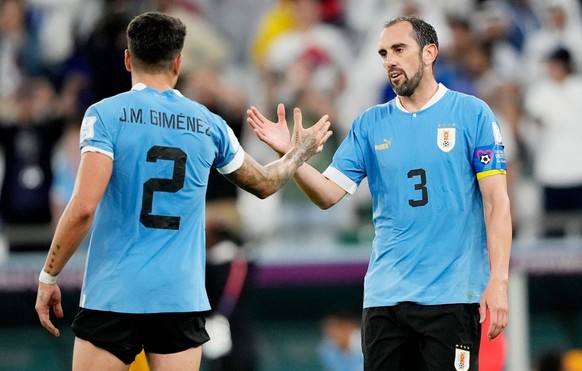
[131,71,177,92]
[398,78,439,112]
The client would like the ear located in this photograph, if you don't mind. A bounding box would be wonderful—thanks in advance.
[423,44,438,66]
[173,53,183,75]
[124,49,132,72]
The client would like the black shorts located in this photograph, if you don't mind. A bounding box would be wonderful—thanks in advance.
[362,302,481,371]
[71,308,210,364]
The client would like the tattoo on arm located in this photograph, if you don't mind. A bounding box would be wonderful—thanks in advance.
[224,151,305,198]
[48,244,61,271]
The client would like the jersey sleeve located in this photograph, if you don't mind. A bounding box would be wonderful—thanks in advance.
[79,104,115,159]
[212,116,244,175]
[323,117,367,196]
[472,104,507,180]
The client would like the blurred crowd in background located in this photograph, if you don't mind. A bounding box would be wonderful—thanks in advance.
[2,0,582,369]
[2,0,582,250]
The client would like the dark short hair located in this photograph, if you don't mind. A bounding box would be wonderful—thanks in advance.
[127,12,186,72]
[384,16,439,51]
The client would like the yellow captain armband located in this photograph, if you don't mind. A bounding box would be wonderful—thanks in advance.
[476,169,507,180]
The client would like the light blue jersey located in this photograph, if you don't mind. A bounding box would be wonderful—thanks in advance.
[323,84,506,308]
[78,83,244,313]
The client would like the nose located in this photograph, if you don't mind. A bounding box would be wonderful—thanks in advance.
[382,53,396,69]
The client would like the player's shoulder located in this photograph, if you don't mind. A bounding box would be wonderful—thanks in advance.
[356,101,394,123]
[89,90,134,112]
[447,89,491,111]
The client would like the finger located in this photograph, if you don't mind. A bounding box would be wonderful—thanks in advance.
[45,321,61,337]
[247,116,262,131]
[312,114,330,130]
[487,309,504,340]
[293,107,304,130]
[488,323,501,340]
[479,303,486,324]
[53,302,64,319]
[38,308,60,337]
[315,130,333,153]
[322,129,333,144]
[249,106,270,124]
[247,108,265,128]
[277,103,286,124]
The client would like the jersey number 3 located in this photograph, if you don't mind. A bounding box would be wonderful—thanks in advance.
[140,146,186,230]
[408,168,428,207]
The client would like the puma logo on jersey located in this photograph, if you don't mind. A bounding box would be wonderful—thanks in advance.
[375,138,392,151]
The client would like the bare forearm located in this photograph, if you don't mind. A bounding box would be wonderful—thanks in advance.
[226,150,306,199]
[293,165,345,209]
[42,203,93,276]
[485,196,512,283]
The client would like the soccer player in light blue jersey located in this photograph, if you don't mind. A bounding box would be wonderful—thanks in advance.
[248,16,512,371]
[34,12,332,371]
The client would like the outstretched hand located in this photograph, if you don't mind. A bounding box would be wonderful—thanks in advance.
[247,103,332,158]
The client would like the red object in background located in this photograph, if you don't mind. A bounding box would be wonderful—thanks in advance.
[479,315,507,371]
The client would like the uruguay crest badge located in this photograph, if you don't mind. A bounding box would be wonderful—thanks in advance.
[454,345,470,371]
[437,127,456,152]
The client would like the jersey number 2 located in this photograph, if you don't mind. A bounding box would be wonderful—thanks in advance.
[408,168,428,207]
[140,146,186,230]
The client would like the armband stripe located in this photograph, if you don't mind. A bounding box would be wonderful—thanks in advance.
[476,169,506,180]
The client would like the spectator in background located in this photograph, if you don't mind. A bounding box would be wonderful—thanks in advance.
[23,0,101,85]
[432,15,477,97]
[249,0,296,73]
[471,1,522,84]
[523,47,582,237]
[317,310,363,371]
[0,0,26,99]
[152,0,230,78]
[0,77,66,251]
[50,114,83,225]
[83,4,133,103]
[504,0,541,52]
[522,0,582,87]
[264,0,352,130]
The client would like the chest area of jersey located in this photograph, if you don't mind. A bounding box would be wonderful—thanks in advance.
[369,117,465,167]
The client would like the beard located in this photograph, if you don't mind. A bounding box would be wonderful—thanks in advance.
[388,62,424,97]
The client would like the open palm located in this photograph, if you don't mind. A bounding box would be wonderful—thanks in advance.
[247,103,293,156]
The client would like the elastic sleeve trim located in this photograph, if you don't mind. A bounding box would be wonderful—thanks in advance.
[322,166,358,199]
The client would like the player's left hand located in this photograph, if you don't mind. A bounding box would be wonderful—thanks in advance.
[479,278,508,340]
[35,282,64,337]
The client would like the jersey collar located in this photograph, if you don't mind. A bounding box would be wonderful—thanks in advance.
[395,83,448,113]
[131,82,183,96]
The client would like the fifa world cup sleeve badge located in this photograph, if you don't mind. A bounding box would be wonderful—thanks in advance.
[454,345,471,371]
